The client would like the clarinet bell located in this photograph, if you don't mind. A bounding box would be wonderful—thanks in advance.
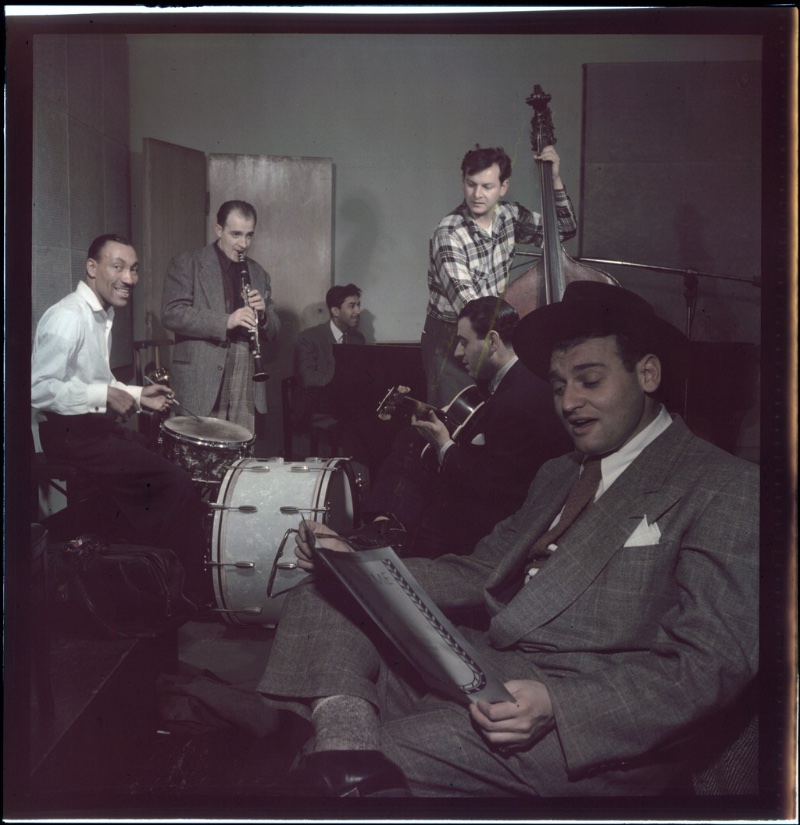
[252,354,269,383]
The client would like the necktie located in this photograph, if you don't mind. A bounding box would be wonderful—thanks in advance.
[531,457,603,557]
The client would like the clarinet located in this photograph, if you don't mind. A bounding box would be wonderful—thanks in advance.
[238,252,269,383]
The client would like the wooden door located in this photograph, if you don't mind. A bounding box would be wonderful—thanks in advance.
[142,138,207,341]
[143,147,333,456]
[207,153,333,456]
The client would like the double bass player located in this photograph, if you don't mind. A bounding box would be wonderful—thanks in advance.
[422,143,577,409]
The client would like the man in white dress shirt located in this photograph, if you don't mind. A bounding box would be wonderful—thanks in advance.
[31,234,209,601]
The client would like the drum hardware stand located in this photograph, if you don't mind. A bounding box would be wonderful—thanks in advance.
[267,525,313,599]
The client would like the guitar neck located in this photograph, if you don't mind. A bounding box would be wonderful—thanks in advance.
[400,396,446,420]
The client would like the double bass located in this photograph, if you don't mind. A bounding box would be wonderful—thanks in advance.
[503,85,617,316]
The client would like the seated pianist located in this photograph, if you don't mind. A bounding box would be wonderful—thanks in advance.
[292,284,399,477]
[293,283,366,425]
[358,297,572,559]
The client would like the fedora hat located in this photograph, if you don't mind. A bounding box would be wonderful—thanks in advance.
[513,281,689,381]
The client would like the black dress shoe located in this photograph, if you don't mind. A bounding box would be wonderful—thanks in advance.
[290,749,411,797]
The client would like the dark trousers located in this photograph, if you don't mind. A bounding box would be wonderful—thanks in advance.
[38,413,210,597]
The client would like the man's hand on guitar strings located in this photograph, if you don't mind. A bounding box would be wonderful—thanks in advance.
[411,408,451,450]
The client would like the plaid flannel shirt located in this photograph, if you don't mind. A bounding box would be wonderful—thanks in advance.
[426,192,577,323]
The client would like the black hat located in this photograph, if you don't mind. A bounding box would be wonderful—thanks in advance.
[513,281,689,381]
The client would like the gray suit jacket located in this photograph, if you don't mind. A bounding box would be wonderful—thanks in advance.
[162,243,280,415]
[408,417,759,793]
[295,320,366,388]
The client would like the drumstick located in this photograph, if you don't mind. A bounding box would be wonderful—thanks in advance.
[144,375,202,421]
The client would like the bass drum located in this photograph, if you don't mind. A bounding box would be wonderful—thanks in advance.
[209,457,358,627]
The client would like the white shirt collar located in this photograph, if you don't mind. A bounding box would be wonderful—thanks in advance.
[77,280,113,321]
[329,319,345,343]
[489,355,518,394]
[596,404,673,497]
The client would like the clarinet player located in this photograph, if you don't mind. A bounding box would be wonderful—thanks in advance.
[162,200,281,434]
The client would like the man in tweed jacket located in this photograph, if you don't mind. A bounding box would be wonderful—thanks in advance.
[257,281,759,798]
[162,200,280,433]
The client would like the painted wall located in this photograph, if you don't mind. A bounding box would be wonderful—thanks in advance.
[127,32,762,345]
[32,34,133,368]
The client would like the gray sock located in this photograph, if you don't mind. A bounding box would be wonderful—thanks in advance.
[311,695,379,752]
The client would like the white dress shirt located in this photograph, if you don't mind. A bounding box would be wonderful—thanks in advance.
[31,281,142,416]
[330,319,345,344]
[525,405,673,582]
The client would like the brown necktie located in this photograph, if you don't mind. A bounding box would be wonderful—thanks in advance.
[531,457,603,557]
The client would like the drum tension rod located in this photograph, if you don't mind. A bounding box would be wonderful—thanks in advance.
[206,560,256,569]
[208,503,259,513]
[213,607,263,614]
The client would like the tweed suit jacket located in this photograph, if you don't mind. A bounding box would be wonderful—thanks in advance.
[295,321,366,388]
[162,243,280,416]
[407,416,759,793]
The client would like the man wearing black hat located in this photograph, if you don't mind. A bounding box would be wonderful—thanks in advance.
[256,281,759,798]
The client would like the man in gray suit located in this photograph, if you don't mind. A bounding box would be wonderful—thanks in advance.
[257,281,759,798]
[162,200,281,435]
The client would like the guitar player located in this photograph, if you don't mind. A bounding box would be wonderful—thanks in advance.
[360,297,571,559]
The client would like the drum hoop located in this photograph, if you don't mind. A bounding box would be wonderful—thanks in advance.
[310,457,360,528]
[162,418,255,449]
[163,430,255,450]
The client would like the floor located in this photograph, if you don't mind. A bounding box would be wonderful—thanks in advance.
[23,538,314,815]
[117,617,313,802]
[23,443,377,815]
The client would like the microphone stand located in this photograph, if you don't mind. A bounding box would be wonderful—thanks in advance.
[512,250,760,340]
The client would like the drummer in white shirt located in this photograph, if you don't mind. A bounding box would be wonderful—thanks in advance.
[31,233,210,604]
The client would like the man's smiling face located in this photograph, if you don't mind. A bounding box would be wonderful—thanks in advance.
[86,240,139,310]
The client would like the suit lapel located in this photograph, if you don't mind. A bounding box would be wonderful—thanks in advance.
[484,454,580,607]
[489,418,692,648]
[197,243,226,310]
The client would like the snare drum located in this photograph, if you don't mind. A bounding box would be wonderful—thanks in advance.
[209,457,358,626]
[160,416,255,486]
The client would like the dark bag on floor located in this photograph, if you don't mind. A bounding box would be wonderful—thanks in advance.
[50,534,197,638]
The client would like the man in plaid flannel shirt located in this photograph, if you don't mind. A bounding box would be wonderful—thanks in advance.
[422,144,577,408]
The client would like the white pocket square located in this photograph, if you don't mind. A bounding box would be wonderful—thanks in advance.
[624,516,661,547]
